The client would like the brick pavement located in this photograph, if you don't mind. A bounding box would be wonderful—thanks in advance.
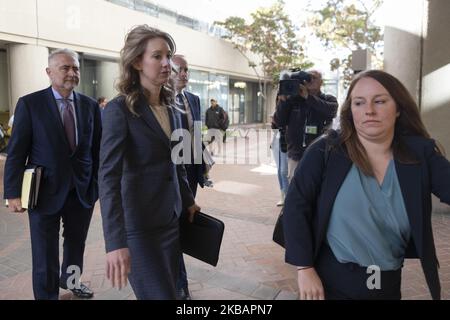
[1,134,450,300]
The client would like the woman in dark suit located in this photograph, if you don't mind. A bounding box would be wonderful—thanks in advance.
[99,25,199,300]
[284,70,450,300]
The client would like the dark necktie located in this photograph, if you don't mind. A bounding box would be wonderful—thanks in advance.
[176,93,189,130]
[61,99,76,153]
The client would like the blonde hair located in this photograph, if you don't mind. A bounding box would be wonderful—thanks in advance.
[116,25,176,115]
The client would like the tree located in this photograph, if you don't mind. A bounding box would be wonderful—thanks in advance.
[307,0,383,87]
[215,0,312,111]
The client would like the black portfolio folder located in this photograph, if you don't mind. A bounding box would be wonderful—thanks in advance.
[180,211,225,267]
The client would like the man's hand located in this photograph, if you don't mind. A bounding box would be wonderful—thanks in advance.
[299,84,309,99]
[7,198,25,213]
[187,203,201,222]
[106,248,131,290]
[278,95,288,102]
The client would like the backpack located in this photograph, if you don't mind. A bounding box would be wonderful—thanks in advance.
[220,109,229,131]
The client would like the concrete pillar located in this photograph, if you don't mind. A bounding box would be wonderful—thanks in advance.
[384,0,450,211]
[383,0,450,151]
[0,51,8,112]
[7,44,48,113]
[421,0,450,153]
[383,0,426,103]
[96,60,119,101]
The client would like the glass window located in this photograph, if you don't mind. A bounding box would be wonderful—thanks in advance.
[229,79,263,125]
[134,0,159,17]
[177,14,195,29]
[188,70,209,121]
[158,6,177,23]
[107,0,135,10]
[208,73,229,114]
[187,70,229,123]
[79,56,119,102]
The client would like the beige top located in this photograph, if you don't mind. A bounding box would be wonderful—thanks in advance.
[149,104,171,139]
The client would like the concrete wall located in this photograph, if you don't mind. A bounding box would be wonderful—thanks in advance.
[421,0,450,154]
[383,0,425,103]
[7,44,49,114]
[0,51,8,112]
[384,0,450,153]
[0,0,261,80]
[0,0,269,118]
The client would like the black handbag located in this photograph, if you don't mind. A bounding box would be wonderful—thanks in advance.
[272,209,285,248]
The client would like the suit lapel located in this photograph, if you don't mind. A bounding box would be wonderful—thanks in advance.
[137,98,171,149]
[185,92,199,121]
[167,105,176,133]
[73,92,85,153]
[395,160,423,257]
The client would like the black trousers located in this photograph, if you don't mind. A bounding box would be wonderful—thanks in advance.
[28,189,93,300]
[315,244,402,300]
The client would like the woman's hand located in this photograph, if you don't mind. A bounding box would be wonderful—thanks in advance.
[187,203,201,222]
[106,248,131,290]
[297,267,325,300]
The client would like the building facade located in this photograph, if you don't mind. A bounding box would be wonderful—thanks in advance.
[0,0,272,126]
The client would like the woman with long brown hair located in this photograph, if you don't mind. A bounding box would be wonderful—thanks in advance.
[283,70,450,300]
[99,25,199,299]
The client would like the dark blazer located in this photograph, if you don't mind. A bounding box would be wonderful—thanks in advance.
[99,95,195,253]
[284,135,450,300]
[184,91,201,125]
[3,86,102,214]
[180,91,205,188]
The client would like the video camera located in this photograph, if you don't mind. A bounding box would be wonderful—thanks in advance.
[279,69,312,96]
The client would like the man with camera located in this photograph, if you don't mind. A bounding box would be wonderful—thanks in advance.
[275,70,338,182]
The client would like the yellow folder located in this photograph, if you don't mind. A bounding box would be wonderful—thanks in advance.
[20,169,35,209]
[5,166,42,210]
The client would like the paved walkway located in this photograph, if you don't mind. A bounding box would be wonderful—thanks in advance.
[1,134,450,300]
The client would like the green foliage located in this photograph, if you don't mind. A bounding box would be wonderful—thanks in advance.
[308,0,383,87]
[215,0,312,85]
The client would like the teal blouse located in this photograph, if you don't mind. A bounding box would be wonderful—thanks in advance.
[326,160,411,271]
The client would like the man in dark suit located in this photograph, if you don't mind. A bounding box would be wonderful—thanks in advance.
[3,48,102,300]
[171,54,205,300]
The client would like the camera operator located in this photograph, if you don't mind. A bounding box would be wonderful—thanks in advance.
[275,70,338,182]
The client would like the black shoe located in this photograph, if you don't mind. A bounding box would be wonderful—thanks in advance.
[60,282,94,299]
[178,288,191,300]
